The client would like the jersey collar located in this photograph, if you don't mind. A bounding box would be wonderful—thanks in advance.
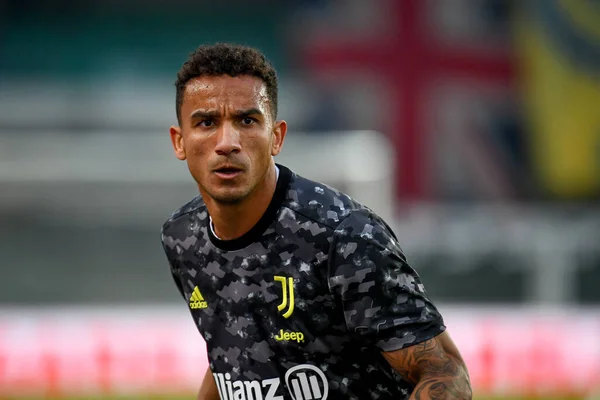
[207,164,292,251]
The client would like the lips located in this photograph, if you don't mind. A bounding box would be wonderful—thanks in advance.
[213,165,243,179]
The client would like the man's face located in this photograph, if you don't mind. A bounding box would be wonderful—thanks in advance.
[170,75,286,205]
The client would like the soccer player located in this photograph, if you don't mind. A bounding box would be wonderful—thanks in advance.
[161,43,472,400]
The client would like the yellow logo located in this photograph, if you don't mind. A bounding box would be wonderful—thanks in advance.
[190,286,208,309]
[274,329,304,343]
[274,275,295,318]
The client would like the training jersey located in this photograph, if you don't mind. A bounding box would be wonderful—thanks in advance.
[161,164,445,400]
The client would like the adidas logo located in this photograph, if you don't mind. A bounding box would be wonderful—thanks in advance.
[190,286,208,309]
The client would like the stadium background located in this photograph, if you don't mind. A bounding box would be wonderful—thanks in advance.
[0,0,599,399]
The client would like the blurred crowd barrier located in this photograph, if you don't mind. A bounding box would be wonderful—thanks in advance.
[1,305,598,398]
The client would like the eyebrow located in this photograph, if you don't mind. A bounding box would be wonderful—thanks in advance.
[190,109,219,120]
[233,108,263,118]
[189,108,263,120]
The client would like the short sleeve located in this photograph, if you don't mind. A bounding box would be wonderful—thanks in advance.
[328,210,445,352]
[160,226,186,302]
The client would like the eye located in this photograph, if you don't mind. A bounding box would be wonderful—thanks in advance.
[241,117,256,125]
[196,120,214,128]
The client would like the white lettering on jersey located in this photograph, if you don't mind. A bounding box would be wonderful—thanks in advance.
[214,364,327,400]
[232,380,245,400]
[213,373,283,400]
[243,380,262,400]
[225,373,234,399]
[262,378,282,400]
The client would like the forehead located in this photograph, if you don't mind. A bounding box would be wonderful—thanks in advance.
[182,75,269,113]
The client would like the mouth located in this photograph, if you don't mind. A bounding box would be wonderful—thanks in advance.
[213,166,244,179]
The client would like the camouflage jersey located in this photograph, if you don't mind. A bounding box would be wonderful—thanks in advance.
[161,164,445,400]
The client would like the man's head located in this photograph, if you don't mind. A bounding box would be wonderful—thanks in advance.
[175,43,279,125]
[169,43,287,206]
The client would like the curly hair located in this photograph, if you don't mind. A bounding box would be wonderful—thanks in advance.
[175,43,279,125]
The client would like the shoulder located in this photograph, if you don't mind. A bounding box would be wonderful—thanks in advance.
[327,204,406,273]
[161,195,206,244]
[333,207,399,245]
[281,167,372,231]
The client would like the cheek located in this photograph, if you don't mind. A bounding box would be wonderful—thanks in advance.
[247,132,273,154]
[190,146,206,157]
[184,139,211,165]
[185,133,208,151]
[248,139,273,166]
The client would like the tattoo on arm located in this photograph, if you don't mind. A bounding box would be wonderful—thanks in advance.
[382,333,472,400]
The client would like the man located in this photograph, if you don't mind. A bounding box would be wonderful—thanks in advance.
[161,43,472,400]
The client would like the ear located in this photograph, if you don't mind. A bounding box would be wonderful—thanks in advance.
[271,119,287,156]
[169,125,187,160]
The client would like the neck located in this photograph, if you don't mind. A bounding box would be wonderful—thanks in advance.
[205,163,278,241]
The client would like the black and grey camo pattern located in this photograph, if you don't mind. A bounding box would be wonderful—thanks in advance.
[161,166,445,400]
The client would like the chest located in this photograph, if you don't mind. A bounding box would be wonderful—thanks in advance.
[182,239,342,347]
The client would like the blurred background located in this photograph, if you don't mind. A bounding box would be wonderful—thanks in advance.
[0,0,599,399]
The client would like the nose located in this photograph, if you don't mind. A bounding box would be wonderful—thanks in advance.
[214,122,241,155]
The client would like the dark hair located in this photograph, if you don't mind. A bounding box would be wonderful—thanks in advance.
[175,43,278,125]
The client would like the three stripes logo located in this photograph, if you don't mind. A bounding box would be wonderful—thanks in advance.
[285,364,329,400]
[274,275,294,318]
[189,286,208,309]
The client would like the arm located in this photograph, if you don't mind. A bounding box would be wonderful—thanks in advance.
[329,210,467,398]
[197,369,220,400]
[382,331,472,400]
[162,227,219,399]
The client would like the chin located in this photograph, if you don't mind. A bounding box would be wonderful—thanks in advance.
[207,188,249,205]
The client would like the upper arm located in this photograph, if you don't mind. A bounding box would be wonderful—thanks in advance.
[328,210,445,350]
[328,211,471,397]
